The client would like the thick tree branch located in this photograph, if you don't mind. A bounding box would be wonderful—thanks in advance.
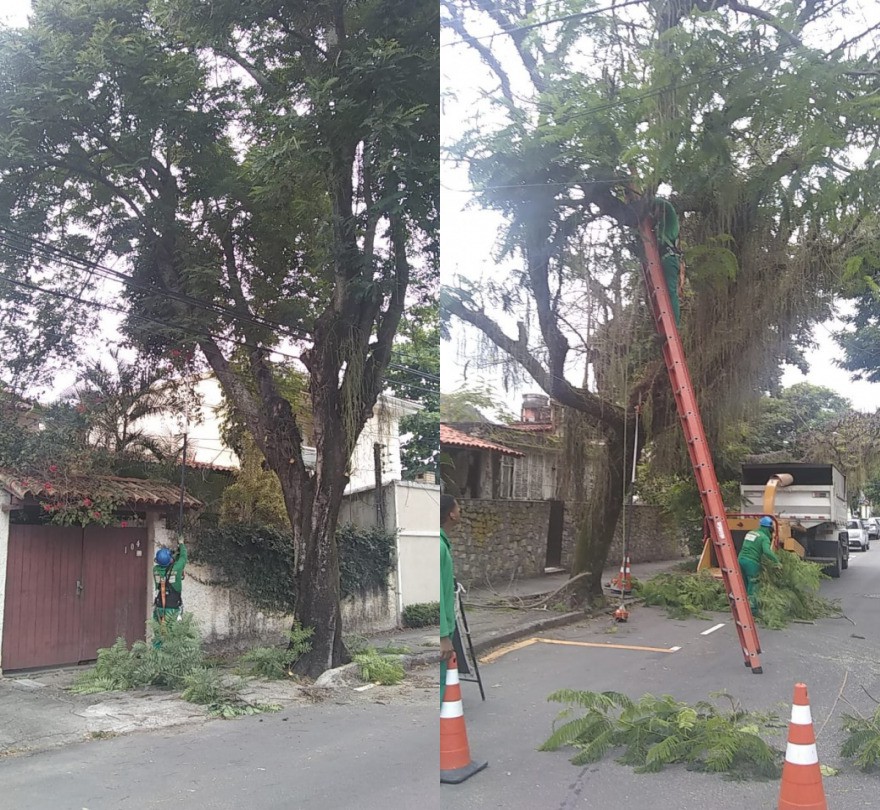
[725,1,803,49]
[441,1,515,105]
[443,290,625,430]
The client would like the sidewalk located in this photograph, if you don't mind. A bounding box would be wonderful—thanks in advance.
[364,556,689,663]
[0,556,687,758]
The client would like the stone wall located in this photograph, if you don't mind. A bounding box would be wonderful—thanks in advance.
[453,499,552,588]
[454,499,684,589]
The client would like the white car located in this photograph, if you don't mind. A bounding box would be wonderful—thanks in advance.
[847,519,870,551]
[866,518,880,542]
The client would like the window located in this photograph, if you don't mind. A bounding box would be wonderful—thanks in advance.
[500,456,514,499]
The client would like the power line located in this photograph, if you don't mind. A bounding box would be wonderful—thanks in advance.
[0,261,440,400]
[0,227,440,381]
[442,0,651,47]
[0,228,439,385]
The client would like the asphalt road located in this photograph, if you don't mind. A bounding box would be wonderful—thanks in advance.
[0,699,435,810]
[447,549,880,808]
[5,552,880,810]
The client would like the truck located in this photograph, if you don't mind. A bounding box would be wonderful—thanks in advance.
[698,462,850,578]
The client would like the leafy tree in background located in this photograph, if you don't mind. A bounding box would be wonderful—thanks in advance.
[384,310,440,479]
[70,348,187,461]
[442,0,880,599]
[440,384,515,423]
[0,0,438,675]
[745,383,851,456]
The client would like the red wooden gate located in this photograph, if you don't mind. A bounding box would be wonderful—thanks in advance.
[2,525,148,670]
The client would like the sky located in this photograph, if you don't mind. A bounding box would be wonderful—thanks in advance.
[439,2,880,415]
[3,1,880,414]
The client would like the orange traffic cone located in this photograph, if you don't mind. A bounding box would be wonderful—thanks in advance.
[609,556,633,594]
[778,683,827,810]
[440,654,487,784]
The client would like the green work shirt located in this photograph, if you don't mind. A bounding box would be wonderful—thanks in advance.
[654,197,680,249]
[737,527,780,566]
[153,541,187,596]
[440,529,455,639]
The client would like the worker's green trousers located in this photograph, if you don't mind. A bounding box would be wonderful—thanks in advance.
[739,557,761,611]
[662,254,681,325]
[152,607,181,647]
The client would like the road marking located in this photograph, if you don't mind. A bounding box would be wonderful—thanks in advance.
[479,638,539,663]
[479,637,681,664]
[701,623,726,636]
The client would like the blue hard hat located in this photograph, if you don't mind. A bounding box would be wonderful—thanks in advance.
[760,516,773,528]
[155,547,173,566]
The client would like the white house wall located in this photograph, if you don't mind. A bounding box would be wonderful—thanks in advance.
[390,481,440,611]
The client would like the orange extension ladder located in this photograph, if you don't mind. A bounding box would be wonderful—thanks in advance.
[638,216,763,674]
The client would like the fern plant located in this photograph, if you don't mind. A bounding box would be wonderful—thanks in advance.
[237,624,314,679]
[182,667,281,719]
[842,707,880,771]
[71,615,206,693]
[541,690,783,781]
[352,648,405,685]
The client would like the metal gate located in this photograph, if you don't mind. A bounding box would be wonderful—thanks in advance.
[2,524,148,670]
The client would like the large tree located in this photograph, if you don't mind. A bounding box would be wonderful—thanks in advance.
[441,0,880,598]
[0,0,438,675]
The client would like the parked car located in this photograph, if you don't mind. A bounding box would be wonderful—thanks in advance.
[866,517,880,542]
[847,519,870,551]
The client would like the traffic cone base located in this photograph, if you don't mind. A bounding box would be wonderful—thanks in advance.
[440,654,487,784]
[778,683,827,810]
[609,555,633,594]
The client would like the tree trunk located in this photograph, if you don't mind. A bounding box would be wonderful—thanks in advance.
[290,477,350,678]
[570,426,628,600]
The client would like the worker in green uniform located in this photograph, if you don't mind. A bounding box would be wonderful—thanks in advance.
[440,495,459,703]
[152,540,187,632]
[654,197,683,325]
[737,516,782,613]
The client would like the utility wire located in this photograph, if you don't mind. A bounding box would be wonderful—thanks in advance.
[0,262,441,400]
[442,0,651,47]
[0,229,440,385]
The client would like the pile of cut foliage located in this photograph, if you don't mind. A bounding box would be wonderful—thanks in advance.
[540,689,784,781]
[755,551,840,629]
[634,552,839,628]
[70,616,286,718]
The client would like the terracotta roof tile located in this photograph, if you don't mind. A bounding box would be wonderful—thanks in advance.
[440,424,524,457]
[0,471,202,510]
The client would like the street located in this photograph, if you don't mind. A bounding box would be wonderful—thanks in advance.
[448,550,880,808]
[4,553,880,809]
[0,691,435,809]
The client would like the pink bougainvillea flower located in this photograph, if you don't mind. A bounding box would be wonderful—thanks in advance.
[82,498,93,507]
[120,521,128,528]
[48,465,58,473]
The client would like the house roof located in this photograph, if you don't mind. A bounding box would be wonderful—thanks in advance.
[0,471,203,510]
[440,424,524,457]
[507,421,555,433]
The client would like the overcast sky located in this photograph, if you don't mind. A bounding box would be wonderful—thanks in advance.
[4,1,880,413]
[440,3,880,415]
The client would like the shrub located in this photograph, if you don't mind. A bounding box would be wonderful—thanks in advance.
[237,625,314,679]
[193,522,397,613]
[402,601,440,627]
[352,648,405,685]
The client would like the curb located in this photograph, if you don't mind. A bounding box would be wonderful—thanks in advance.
[470,610,587,657]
